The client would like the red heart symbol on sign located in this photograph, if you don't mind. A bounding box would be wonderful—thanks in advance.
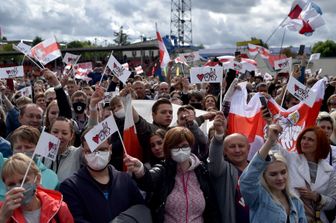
[294,84,299,91]
[48,142,55,151]
[6,70,10,74]
[92,134,99,144]
[197,73,204,81]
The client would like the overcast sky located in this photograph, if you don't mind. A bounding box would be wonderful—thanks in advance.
[0,0,334,49]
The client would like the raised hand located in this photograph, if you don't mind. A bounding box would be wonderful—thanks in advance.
[42,68,61,87]
[213,111,227,135]
[123,155,145,178]
[90,85,105,108]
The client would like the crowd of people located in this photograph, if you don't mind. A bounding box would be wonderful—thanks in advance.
[0,51,335,223]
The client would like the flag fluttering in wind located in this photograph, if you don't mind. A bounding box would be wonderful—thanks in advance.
[156,28,170,69]
[284,1,325,36]
[227,79,326,158]
[248,44,271,59]
[30,37,61,65]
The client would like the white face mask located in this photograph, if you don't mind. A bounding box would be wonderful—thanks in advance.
[114,108,125,119]
[171,147,191,163]
[85,151,110,171]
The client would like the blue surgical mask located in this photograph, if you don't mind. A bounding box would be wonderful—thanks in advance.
[21,181,37,205]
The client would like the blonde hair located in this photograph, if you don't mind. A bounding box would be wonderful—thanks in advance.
[2,153,40,182]
[260,153,295,204]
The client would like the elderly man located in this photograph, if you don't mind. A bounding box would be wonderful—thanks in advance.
[132,80,152,100]
[208,112,250,223]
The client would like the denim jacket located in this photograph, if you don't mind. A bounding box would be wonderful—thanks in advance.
[240,153,307,223]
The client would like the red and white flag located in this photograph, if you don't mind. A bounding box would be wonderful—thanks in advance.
[135,65,144,75]
[30,37,61,65]
[248,44,271,59]
[74,62,92,79]
[62,53,81,65]
[84,115,119,152]
[156,29,170,69]
[288,0,308,19]
[35,131,60,161]
[123,94,143,160]
[227,79,326,156]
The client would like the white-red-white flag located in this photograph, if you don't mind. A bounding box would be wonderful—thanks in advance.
[30,37,61,65]
[74,62,92,79]
[174,57,189,66]
[156,29,170,69]
[84,115,119,152]
[248,44,271,59]
[35,131,60,161]
[135,65,144,75]
[227,79,326,158]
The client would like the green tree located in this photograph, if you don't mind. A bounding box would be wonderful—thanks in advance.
[113,26,130,46]
[280,46,296,58]
[312,40,336,57]
[32,36,43,46]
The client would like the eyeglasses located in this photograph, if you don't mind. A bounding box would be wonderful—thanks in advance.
[83,147,109,154]
[171,146,190,153]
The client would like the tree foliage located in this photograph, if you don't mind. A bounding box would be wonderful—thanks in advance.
[312,40,336,57]
[32,36,43,46]
[113,26,130,46]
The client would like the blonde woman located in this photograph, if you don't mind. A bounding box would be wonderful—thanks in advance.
[240,124,307,223]
[0,153,73,223]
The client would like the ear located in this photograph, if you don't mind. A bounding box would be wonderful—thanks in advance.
[36,174,42,185]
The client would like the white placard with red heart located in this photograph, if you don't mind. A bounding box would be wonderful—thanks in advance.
[0,66,24,79]
[190,66,223,84]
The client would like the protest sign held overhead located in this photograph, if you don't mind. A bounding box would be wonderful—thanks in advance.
[107,54,132,84]
[84,115,119,152]
[34,130,60,161]
[18,86,32,97]
[274,57,292,72]
[190,66,223,84]
[63,53,81,65]
[30,37,61,65]
[179,51,200,63]
[287,76,316,107]
[0,66,24,79]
